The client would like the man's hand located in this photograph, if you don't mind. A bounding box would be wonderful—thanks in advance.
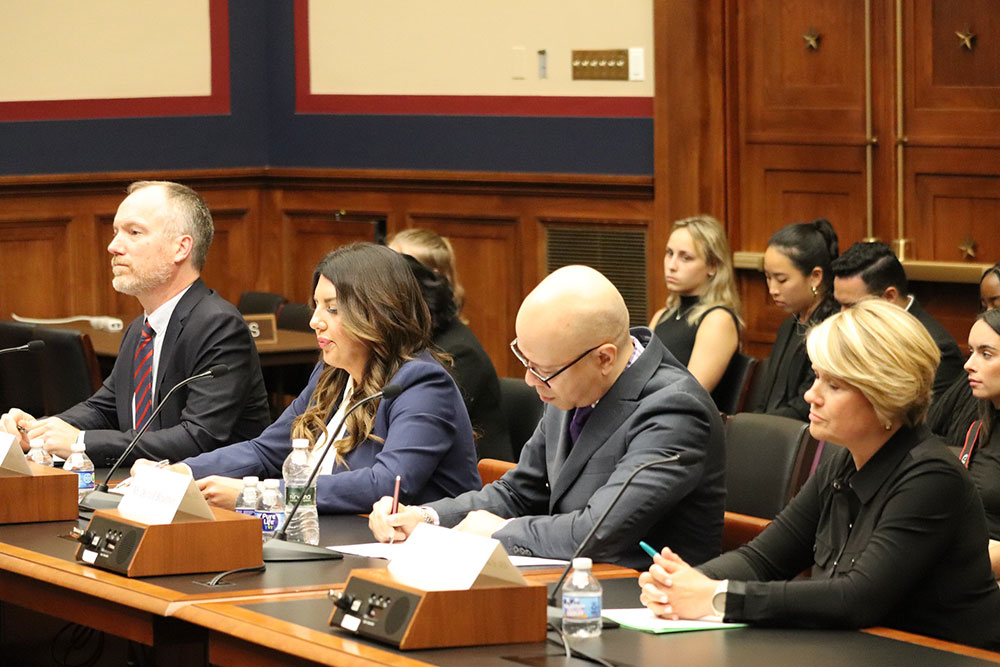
[26,417,80,458]
[0,409,34,451]
[638,546,718,620]
[369,496,422,543]
[453,509,507,538]
[196,475,244,509]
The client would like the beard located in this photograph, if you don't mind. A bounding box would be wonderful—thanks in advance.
[111,258,173,296]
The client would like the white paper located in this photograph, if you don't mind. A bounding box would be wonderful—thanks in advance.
[0,433,32,475]
[117,467,214,524]
[387,523,527,591]
[330,541,567,569]
[602,607,747,632]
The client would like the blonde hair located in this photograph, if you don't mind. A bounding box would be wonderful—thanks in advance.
[664,215,743,328]
[806,298,939,427]
[387,229,466,320]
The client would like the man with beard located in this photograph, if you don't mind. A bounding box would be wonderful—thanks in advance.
[1,181,270,466]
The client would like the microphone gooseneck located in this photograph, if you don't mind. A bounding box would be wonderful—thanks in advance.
[546,453,685,607]
[0,340,45,356]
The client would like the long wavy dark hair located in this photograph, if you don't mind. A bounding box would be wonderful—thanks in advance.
[290,243,434,463]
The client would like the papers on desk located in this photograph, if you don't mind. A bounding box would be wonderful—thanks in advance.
[330,541,568,569]
[602,608,747,633]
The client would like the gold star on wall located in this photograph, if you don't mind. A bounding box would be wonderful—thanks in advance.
[959,237,978,259]
[802,27,821,50]
[956,29,976,51]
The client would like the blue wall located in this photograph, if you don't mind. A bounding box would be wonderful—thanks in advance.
[0,1,653,176]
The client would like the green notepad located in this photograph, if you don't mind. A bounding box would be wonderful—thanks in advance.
[602,608,748,634]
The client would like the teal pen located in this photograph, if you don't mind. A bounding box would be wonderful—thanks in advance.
[639,541,658,560]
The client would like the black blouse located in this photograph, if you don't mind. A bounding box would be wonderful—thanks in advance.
[965,418,1000,540]
[699,425,1000,649]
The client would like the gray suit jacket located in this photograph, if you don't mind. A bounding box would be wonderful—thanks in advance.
[429,328,726,569]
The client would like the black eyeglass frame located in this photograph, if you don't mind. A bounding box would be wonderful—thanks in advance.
[509,338,600,388]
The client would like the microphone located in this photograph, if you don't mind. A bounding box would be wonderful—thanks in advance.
[78,363,230,516]
[0,340,44,355]
[546,452,693,606]
[263,383,403,562]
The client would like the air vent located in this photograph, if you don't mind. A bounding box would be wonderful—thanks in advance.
[546,226,647,327]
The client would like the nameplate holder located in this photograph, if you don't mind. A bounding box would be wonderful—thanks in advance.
[117,467,214,525]
[0,433,31,476]
[0,433,78,523]
[243,314,277,344]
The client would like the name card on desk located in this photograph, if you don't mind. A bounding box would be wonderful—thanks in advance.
[0,433,31,475]
[388,523,527,591]
[243,314,277,344]
[118,467,214,524]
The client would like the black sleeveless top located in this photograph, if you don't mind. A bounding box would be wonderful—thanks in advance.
[653,295,739,367]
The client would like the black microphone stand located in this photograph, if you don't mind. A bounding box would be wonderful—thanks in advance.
[546,453,683,607]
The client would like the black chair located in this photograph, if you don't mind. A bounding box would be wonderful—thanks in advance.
[741,354,770,413]
[34,326,103,415]
[499,377,544,461]
[710,352,759,415]
[237,291,287,315]
[277,302,313,332]
[0,321,45,416]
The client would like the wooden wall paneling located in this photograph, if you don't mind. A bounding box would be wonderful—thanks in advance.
[740,0,868,144]
[906,0,1000,146]
[0,216,72,320]
[909,280,981,351]
[740,144,869,250]
[199,207,252,308]
[906,147,1000,262]
[405,213,521,377]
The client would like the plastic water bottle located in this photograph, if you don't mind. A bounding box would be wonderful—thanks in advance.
[282,438,319,545]
[234,476,261,519]
[63,438,95,503]
[562,557,603,638]
[255,479,285,542]
[26,438,53,467]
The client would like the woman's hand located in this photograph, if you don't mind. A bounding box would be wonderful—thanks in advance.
[196,475,244,509]
[369,496,422,543]
[638,546,719,620]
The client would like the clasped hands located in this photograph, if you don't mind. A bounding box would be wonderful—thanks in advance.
[368,497,508,543]
[0,408,80,458]
[638,546,721,620]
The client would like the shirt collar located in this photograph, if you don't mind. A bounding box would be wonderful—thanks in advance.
[144,283,193,336]
[848,424,926,503]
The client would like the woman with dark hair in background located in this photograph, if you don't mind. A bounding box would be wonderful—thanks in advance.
[751,218,839,421]
[401,254,513,461]
[129,243,481,514]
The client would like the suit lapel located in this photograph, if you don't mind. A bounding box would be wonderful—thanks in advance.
[151,279,208,426]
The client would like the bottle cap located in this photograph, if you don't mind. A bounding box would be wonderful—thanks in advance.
[29,438,43,449]
[291,438,309,449]
[572,557,592,570]
[243,476,260,485]
[263,478,281,488]
[71,442,86,453]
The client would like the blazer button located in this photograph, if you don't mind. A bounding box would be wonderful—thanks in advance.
[832,480,841,490]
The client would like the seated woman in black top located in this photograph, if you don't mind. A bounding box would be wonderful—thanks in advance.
[751,219,839,421]
[958,307,1000,576]
[649,215,742,396]
[638,299,1000,650]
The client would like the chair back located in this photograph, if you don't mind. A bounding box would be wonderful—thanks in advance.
[724,412,817,519]
[0,321,45,415]
[742,355,771,413]
[710,352,759,415]
[499,377,544,461]
[236,291,287,315]
[477,458,516,487]
[34,326,103,415]
[277,302,313,332]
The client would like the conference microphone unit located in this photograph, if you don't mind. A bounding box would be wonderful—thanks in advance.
[546,452,694,607]
[263,383,403,562]
[78,363,230,517]
[0,340,44,355]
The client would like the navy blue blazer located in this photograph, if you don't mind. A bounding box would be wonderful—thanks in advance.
[183,352,481,514]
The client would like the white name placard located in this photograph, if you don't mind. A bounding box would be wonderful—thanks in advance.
[0,433,31,476]
[118,467,214,525]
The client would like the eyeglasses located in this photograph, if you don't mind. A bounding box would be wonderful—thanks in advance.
[509,338,600,388]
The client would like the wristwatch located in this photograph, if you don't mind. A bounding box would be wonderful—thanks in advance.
[711,579,729,617]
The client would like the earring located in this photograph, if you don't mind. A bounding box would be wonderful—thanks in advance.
[811,285,819,296]
[884,422,892,431]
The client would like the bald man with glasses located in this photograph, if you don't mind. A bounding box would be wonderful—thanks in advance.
[370,265,725,569]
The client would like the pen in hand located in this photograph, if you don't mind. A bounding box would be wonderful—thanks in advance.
[639,541,659,560]
[389,475,401,545]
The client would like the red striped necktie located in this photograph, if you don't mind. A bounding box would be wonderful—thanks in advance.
[133,320,156,430]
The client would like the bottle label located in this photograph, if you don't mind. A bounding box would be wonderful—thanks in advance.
[75,470,95,491]
[562,594,602,621]
[235,508,257,518]
[285,485,316,507]
[259,511,285,533]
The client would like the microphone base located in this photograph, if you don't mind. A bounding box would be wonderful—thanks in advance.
[262,537,344,562]
[78,489,123,520]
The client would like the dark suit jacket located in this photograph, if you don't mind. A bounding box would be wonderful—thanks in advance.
[429,328,726,570]
[908,299,964,396]
[58,279,270,466]
[434,318,513,462]
[183,352,481,514]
